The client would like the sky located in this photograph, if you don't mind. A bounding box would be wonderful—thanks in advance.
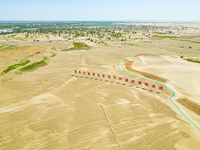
[0,0,200,21]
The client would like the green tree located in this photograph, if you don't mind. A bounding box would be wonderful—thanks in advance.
[25,33,29,38]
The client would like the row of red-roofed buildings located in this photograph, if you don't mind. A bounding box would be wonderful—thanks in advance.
[74,70,163,91]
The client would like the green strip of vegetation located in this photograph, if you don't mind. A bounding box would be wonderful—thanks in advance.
[102,43,112,47]
[185,58,200,63]
[0,44,19,50]
[123,43,137,46]
[25,51,41,58]
[51,53,57,57]
[20,57,50,71]
[0,59,30,76]
[8,35,16,38]
[62,42,90,51]
[152,35,178,39]
[140,41,152,43]
[0,51,42,76]
[174,39,200,44]
[154,32,166,34]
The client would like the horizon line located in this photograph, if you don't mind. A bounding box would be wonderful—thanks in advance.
[0,20,200,22]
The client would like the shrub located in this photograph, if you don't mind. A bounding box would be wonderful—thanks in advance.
[186,58,200,63]
[51,53,56,57]
[73,42,89,48]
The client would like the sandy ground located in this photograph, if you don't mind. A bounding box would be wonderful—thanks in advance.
[0,37,200,149]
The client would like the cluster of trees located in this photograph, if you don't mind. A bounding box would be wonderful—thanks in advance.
[0,21,163,40]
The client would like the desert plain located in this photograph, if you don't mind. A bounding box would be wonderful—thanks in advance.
[0,22,200,150]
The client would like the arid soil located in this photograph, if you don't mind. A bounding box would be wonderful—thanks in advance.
[0,36,200,149]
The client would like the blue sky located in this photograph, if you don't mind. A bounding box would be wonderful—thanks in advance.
[0,0,200,21]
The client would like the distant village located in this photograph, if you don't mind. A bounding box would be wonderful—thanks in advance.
[1,21,200,43]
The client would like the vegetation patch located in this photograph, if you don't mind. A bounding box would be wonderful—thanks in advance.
[8,35,16,38]
[73,42,90,49]
[51,53,57,57]
[51,47,57,50]
[174,39,200,44]
[140,41,152,43]
[0,44,19,50]
[177,98,200,116]
[25,52,41,58]
[154,32,166,34]
[123,43,137,46]
[20,57,49,71]
[15,37,27,41]
[185,58,200,63]
[102,43,112,47]
[62,42,90,51]
[152,35,178,39]
[0,59,30,76]
[2,78,12,83]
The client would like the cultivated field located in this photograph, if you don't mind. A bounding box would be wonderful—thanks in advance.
[1,23,200,149]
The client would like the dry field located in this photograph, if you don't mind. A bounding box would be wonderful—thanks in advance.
[0,35,200,150]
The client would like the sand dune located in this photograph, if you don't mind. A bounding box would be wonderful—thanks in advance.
[123,54,200,127]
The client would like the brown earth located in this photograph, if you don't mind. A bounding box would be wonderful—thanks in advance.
[125,60,168,83]
[0,46,46,58]
[177,98,200,116]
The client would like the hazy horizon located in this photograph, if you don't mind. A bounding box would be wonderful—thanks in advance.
[1,0,200,21]
[0,20,200,22]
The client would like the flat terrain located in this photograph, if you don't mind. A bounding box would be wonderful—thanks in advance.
[0,32,200,149]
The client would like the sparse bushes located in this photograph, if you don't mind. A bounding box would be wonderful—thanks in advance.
[189,46,192,49]
[107,37,111,40]
[185,58,200,63]
[51,53,56,57]
[152,35,178,39]
[141,41,152,43]
[0,44,19,50]
[123,43,137,46]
